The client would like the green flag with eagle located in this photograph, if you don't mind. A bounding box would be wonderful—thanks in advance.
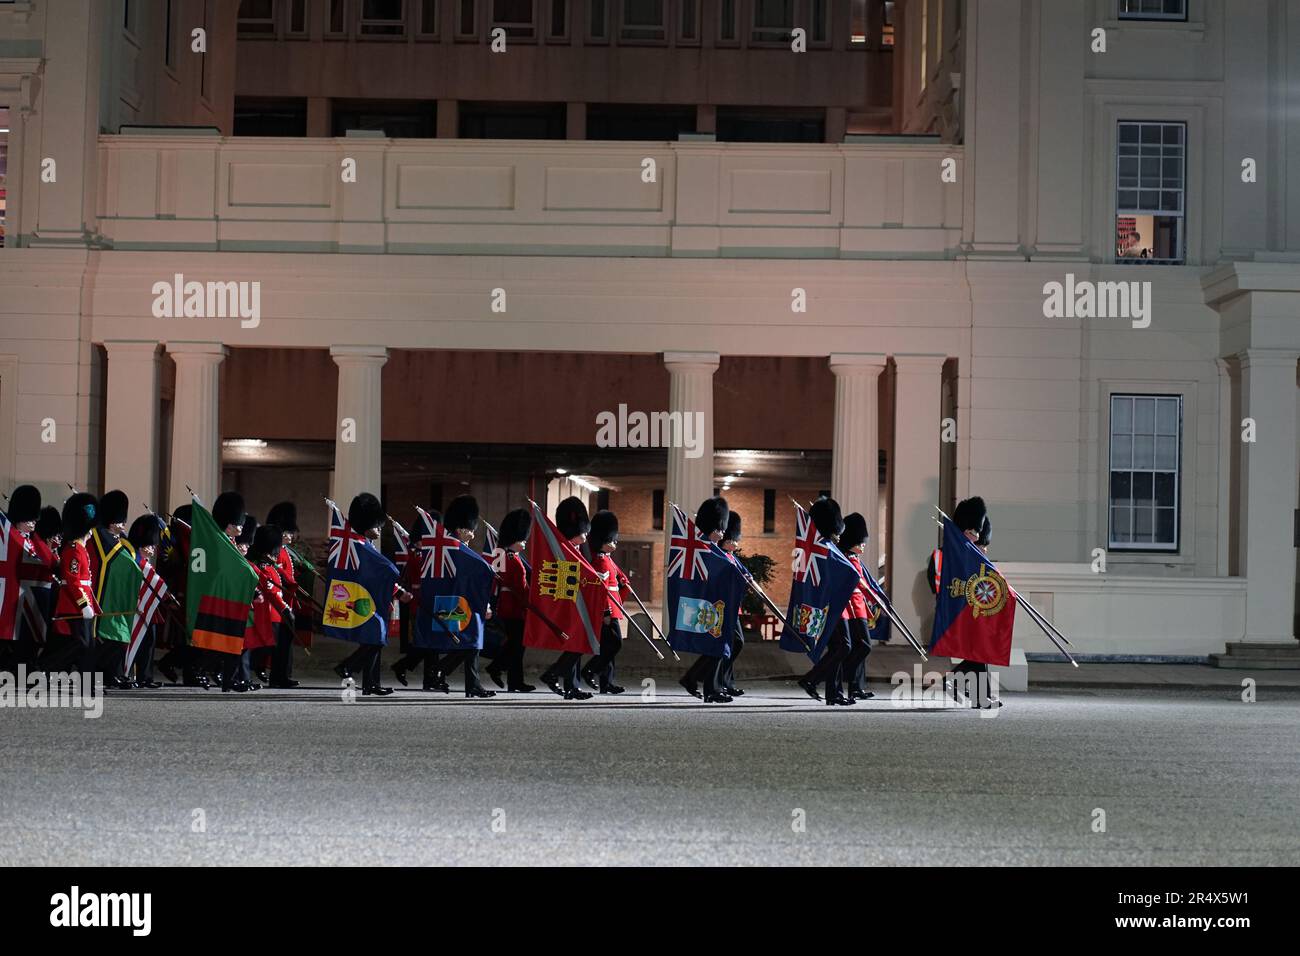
[186,496,257,655]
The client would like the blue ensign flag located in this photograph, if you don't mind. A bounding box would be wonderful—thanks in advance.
[779,504,861,660]
[414,515,495,652]
[665,506,746,659]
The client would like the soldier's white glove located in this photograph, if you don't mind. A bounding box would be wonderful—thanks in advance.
[80,604,95,620]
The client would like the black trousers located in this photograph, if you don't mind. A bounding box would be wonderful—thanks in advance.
[582,619,623,690]
[39,619,95,674]
[543,651,583,691]
[718,627,744,691]
[393,646,442,686]
[684,653,724,696]
[220,650,251,689]
[489,618,527,689]
[804,619,852,699]
[951,659,991,702]
[271,618,295,685]
[356,644,384,692]
[843,618,872,694]
[439,648,485,693]
[130,624,157,684]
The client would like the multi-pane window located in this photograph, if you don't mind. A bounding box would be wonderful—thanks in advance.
[752,0,794,44]
[850,0,867,44]
[456,0,478,37]
[882,0,895,46]
[589,0,608,39]
[1116,121,1185,264]
[718,0,737,42]
[360,0,406,36]
[1119,0,1187,21]
[238,0,277,35]
[327,0,348,34]
[1109,394,1181,551]
[678,0,699,42]
[286,0,307,34]
[493,0,536,39]
[621,0,665,41]
[549,0,568,39]
[418,0,439,35]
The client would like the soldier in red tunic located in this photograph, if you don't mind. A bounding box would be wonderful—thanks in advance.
[246,525,292,675]
[43,492,100,674]
[580,510,630,695]
[264,502,302,688]
[484,508,534,693]
[537,497,594,700]
[838,513,876,702]
[6,486,48,669]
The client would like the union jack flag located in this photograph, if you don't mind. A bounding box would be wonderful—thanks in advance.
[327,499,367,570]
[17,534,53,644]
[792,502,830,586]
[416,506,461,580]
[481,521,506,574]
[391,517,411,573]
[666,503,710,581]
[125,559,168,675]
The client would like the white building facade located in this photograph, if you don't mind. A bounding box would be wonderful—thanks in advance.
[1,0,1297,658]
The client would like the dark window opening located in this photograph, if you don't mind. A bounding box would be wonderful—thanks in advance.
[717,107,825,143]
[763,489,776,534]
[652,490,665,531]
[233,98,309,136]
[459,102,566,139]
[332,100,438,137]
[586,104,696,141]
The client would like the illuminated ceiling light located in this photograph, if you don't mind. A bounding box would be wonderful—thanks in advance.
[570,475,600,493]
[223,438,267,449]
[555,467,568,475]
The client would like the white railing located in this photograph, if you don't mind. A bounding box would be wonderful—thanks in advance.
[97,135,962,258]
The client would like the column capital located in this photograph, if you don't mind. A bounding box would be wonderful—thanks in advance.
[662,351,720,373]
[829,353,888,374]
[103,340,162,360]
[1235,347,1300,370]
[166,341,228,362]
[892,353,948,373]
[330,345,389,366]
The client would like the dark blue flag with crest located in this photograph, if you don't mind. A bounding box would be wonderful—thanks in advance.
[320,500,399,646]
[779,502,860,660]
[665,505,746,659]
[413,506,495,651]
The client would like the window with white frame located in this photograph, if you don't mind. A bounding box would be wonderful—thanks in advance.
[1119,0,1187,21]
[360,0,406,36]
[1109,394,1181,551]
[493,0,536,38]
[621,0,665,42]
[238,0,277,36]
[1116,120,1185,264]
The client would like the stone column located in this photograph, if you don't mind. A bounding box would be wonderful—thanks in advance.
[167,342,227,508]
[104,341,162,512]
[890,353,947,638]
[331,346,388,509]
[1237,348,1300,642]
[830,353,888,573]
[663,351,720,520]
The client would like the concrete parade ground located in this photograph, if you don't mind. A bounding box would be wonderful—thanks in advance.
[2,657,1298,867]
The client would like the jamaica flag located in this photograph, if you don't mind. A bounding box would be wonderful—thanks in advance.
[96,540,143,644]
[186,497,258,655]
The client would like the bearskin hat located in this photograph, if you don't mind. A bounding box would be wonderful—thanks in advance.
[498,508,531,548]
[99,489,129,526]
[840,512,868,551]
[128,514,163,551]
[723,511,742,543]
[589,510,619,550]
[7,484,41,523]
[809,496,845,539]
[265,501,299,534]
[953,496,988,534]
[555,496,591,539]
[976,515,992,548]
[212,491,247,532]
[250,524,284,562]
[236,514,258,547]
[61,492,98,540]
[695,496,730,537]
[35,506,62,540]
[347,492,385,534]
[443,494,481,534]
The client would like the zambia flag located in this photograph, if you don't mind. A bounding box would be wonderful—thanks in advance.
[929,516,1016,667]
[96,541,144,644]
[413,508,495,652]
[186,497,258,655]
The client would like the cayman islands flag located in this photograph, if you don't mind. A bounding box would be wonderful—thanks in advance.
[779,502,860,660]
[320,500,399,646]
[413,506,494,652]
[665,505,745,659]
[521,501,605,655]
[929,516,1016,667]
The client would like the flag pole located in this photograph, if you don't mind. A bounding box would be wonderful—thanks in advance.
[856,569,927,661]
[932,506,1078,667]
[622,581,680,662]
